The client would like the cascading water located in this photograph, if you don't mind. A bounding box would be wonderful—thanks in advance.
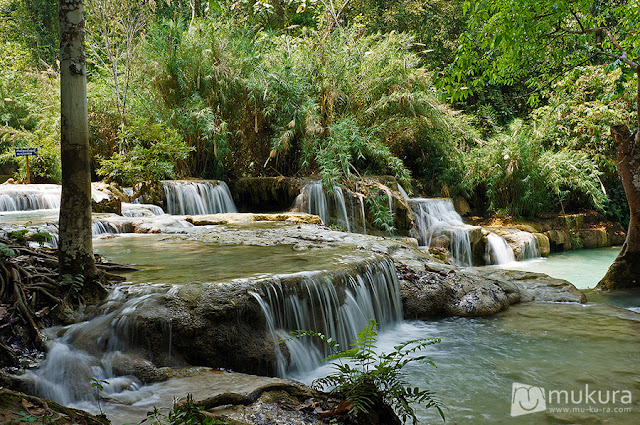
[356,193,366,235]
[409,198,473,267]
[301,181,351,231]
[518,231,541,260]
[397,184,410,200]
[21,288,164,406]
[163,180,237,215]
[304,181,329,224]
[0,184,61,211]
[92,219,133,235]
[251,258,403,376]
[485,233,515,265]
[332,185,351,232]
[299,181,372,233]
[121,202,165,217]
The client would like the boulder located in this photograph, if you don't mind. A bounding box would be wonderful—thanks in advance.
[544,229,572,252]
[454,196,471,216]
[606,222,627,246]
[574,228,608,249]
[129,281,276,375]
[107,352,174,383]
[399,266,519,318]
[91,182,122,214]
[473,268,587,303]
[533,232,551,257]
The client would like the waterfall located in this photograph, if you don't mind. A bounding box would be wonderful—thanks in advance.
[397,184,410,200]
[121,202,165,217]
[162,180,237,215]
[300,181,370,233]
[518,232,541,260]
[357,193,366,235]
[305,181,329,224]
[409,198,473,267]
[21,289,160,405]
[332,185,351,232]
[251,258,403,376]
[92,219,133,235]
[486,233,515,265]
[0,184,60,211]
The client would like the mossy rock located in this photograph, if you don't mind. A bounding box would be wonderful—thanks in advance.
[0,389,109,425]
[92,198,121,215]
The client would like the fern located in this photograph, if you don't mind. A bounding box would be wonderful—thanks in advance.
[283,319,444,424]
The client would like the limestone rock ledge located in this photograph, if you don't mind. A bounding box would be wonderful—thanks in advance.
[398,262,586,319]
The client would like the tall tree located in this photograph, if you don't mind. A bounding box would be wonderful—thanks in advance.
[86,0,153,127]
[444,0,639,290]
[58,0,97,282]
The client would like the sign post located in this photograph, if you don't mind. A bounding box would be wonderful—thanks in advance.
[14,148,38,184]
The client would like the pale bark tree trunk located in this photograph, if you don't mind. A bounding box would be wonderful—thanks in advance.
[58,0,97,281]
[597,124,640,290]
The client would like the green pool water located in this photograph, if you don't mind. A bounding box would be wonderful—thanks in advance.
[498,246,621,289]
[94,234,366,284]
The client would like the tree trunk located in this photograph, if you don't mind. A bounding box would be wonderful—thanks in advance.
[58,0,97,281]
[597,124,640,290]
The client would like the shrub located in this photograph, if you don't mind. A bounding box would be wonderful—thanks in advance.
[97,119,193,186]
[463,120,608,217]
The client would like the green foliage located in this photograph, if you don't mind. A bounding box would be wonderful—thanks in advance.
[463,120,608,217]
[528,64,633,224]
[7,229,29,244]
[142,394,229,425]
[142,19,470,188]
[0,64,61,183]
[5,227,52,247]
[91,378,108,416]
[10,411,38,424]
[0,242,16,259]
[0,0,58,66]
[60,273,85,298]
[284,319,443,424]
[344,0,465,68]
[9,411,56,424]
[97,119,193,186]
[532,66,636,167]
[366,195,396,236]
[442,0,639,105]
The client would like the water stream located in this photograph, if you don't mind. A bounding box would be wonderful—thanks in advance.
[291,302,640,424]
[408,198,474,267]
[486,232,516,265]
[499,246,621,289]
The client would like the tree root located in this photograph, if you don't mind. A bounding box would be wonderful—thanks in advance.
[1,237,130,362]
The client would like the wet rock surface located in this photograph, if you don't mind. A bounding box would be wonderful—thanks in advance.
[0,388,108,425]
[90,222,589,376]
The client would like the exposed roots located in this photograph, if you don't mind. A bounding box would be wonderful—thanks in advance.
[0,237,135,366]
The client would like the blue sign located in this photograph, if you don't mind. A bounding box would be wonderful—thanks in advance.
[15,148,38,156]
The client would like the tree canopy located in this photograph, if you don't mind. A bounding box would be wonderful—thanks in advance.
[443,0,639,111]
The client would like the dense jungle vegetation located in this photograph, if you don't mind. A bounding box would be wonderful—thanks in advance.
[0,0,637,224]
